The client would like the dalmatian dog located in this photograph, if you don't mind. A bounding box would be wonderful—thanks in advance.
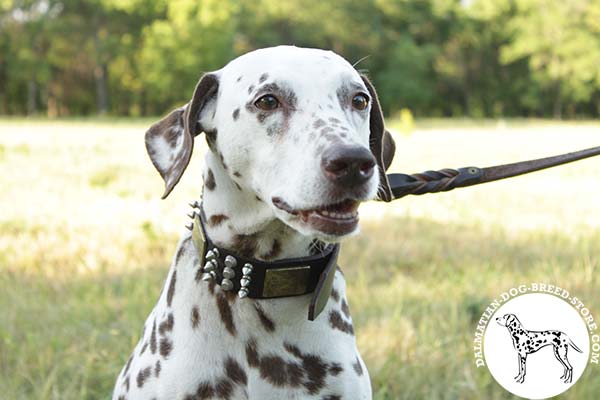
[112,46,395,400]
[496,313,583,384]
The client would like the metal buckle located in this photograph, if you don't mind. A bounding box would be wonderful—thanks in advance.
[262,266,311,297]
[191,214,207,265]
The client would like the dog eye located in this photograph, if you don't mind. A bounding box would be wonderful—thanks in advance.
[255,95,280,111]
[352,93,369,110]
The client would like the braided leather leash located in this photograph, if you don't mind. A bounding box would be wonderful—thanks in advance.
[386,145,600,200]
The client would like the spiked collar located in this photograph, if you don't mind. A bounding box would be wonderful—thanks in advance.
[187,201,340,321]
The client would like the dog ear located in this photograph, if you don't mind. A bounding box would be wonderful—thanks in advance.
[361,75,396,202]
[145,73,220,199]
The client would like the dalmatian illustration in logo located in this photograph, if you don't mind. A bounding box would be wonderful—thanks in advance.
[496,313,583,384]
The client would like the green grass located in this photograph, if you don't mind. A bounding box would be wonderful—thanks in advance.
[1,119,599,399]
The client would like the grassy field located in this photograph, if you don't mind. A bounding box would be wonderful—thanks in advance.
[1,118,599,399]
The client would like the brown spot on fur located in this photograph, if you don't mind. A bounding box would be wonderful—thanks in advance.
[329,310,354,335]
[234,182,242,191]
[259,73,269,83]
[248,85,255,94]
[257,112,268,123]
[215,377,233,398]
[352,357,363,376]
[236,75,242,82]
[219,152,228,170]
[330,288,340,302]
[139,342,148,355]
[283,342,330,394]
[246,340,339,395]
[284,342,303,358]
[205,169,216,190]
[259,356,294,386]
[216,292,236,336]
[323,395,342,400]
[254,303,276,332]
[301,354,329,394]
[159,337,173,358]
[232,108,240,120]
[233,171,242,177]
[205,129,217,149]
[191,306,200,328]
[155,360,161,377]
[136,366,152,388]
[328,117,341,124]
[232,234,258,258]
[194,382,214,399]
[247,339,262,365]
[266,121,284,136]
[208,214,229,227]
[124,375,130,391]
[261,239,281,260]
[341,299,350,318]
[150,320,157,354]
[122,354,133,377]
[166,269,177,307]
[314,119,326,129]
[255,195,263,202]
[175,237,191,264]
[225,357,248,386]
[329,363,343,376]
[158,313,174,335]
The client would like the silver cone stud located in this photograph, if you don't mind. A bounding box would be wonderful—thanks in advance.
[224,255,237,269]
[201,272,213,282]
[221,278,233,291]
[203,260,217,272]
[206,250,216,260]
[242,264,253,275]
[240,277,251,287]
[223,267,235,279]
[238,263,253,299]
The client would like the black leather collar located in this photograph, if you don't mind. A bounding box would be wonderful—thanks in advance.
[187,202,340,321]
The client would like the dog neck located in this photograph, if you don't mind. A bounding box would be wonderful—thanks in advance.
[200,151,315,262]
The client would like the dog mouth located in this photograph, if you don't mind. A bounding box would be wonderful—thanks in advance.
[272,197,360,236]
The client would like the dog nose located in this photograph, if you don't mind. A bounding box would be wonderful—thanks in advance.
[321,145,376,186]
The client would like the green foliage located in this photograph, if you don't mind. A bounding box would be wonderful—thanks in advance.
[1,0,600,117]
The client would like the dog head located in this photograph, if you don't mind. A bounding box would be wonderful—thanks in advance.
[496,313,519,327]
[145,46,395,241]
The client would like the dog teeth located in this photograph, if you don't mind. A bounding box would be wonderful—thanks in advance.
[317,210,358,219]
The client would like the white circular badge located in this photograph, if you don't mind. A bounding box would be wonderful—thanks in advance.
[483,293,590,399]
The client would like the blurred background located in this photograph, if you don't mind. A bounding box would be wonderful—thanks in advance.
[1,1,599,399]
[2,0,600,119]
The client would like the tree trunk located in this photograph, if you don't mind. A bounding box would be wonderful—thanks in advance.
[95,63,109,115]
[94,32,109,115]
[27,80,38,115]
